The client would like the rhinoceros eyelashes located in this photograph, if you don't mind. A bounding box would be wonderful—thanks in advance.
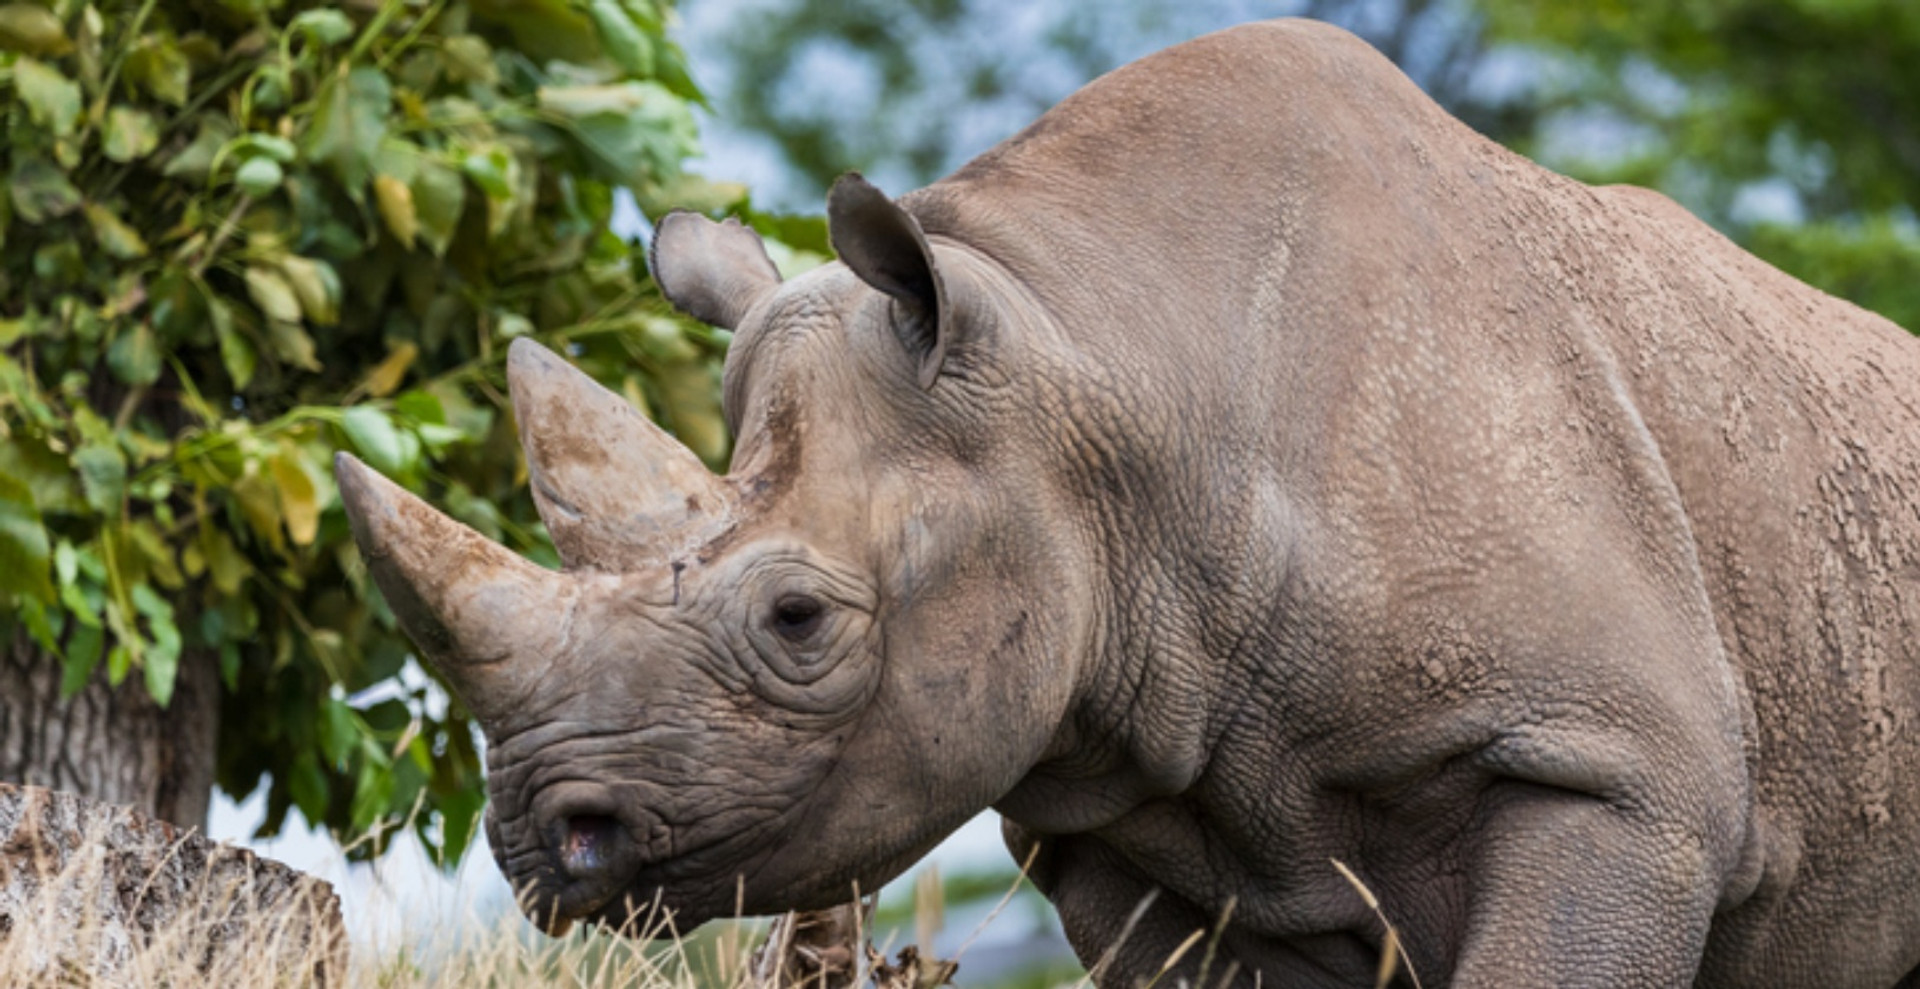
[827,172,952,390]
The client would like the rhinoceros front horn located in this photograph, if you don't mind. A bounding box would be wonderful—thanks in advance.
[506,337,736,571]
[335,452,573,724]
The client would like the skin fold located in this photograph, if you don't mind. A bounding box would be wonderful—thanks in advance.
[335,19,1920,988]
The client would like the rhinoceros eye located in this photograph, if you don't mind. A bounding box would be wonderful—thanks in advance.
[770,594,826,643]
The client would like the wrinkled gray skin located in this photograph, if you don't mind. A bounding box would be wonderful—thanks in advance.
[336,19,1920,989]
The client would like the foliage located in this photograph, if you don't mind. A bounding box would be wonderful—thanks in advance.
[1476,0,1920,331]
[0,0,766,862]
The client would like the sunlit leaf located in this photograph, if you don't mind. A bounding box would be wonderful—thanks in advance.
[11,58,79,136]
[101,106,159,162]
[234,155,283,197]
[290,8,353,46]
[340,406,408,476]
[270,443,320,545]
[245,265,303,323]
[84,202,150,259]
[278,256,341,326]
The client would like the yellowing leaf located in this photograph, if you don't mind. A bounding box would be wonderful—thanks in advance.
[231,472,285,553]
[277,256,341,326]
[0,4,72,56]
[373,174,417,249]
[124,37,190,106]
[83,202,149,259]
[13,58,81,137]
[270,445,320,545]
[245,265,303,323]
[361,342,417,398]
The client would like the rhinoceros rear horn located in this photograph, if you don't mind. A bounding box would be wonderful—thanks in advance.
[506,338,735,571]
[649,213,782,330]
[827,172,951,390]
[335,452,571,723]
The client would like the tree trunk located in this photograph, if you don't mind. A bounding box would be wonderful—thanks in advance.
[0,627,219,830]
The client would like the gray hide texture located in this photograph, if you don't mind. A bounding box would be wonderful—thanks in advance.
[337,19,1920,989]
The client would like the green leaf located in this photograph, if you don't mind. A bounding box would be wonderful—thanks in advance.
[265,318,321,372]
[124,36,191,106]
[304,65,391,193]
[339,406,408,476]
[101,106,159,163]
[71,442,125,513]
[7,155,79,223]
[13,58,81,137]
[586,0,652,77]
[0,472,54,604]
[441,34,496,85]
[245,264,303,323]
[318,697,356,768]
[60,620,103,698]
[162,118,232,181]
[349,759,394,833]
[132,584,180,707]
[0,4,72,56]
[234,155,283,197]
[278,256,341,326]
[106,322,162,385]
[84,202,150,259]
[410,159,465,256]
[290,8,354,46]
[209,298,255,388]
[288,752,328,821]
[537,81,696,186]
[106,643,131,686]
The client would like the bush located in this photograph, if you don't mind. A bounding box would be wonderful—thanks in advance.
[0,0,774,860]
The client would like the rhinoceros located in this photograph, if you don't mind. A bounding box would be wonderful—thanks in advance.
[334,17,1920,989]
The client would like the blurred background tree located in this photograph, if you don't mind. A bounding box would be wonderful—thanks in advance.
[686,0,1917,331]
[0,0,805,857]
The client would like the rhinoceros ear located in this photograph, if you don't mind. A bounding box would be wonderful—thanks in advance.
[649,212,782,330]
[827,173,951,390]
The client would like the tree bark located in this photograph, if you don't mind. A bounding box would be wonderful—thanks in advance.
[0,627,219,830]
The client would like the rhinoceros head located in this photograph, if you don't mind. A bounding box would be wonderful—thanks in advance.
[335,175,1092,934]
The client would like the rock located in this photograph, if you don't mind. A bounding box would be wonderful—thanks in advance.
[0,783,346,986]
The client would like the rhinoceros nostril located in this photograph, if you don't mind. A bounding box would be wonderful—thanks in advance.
[560,813,623,880]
